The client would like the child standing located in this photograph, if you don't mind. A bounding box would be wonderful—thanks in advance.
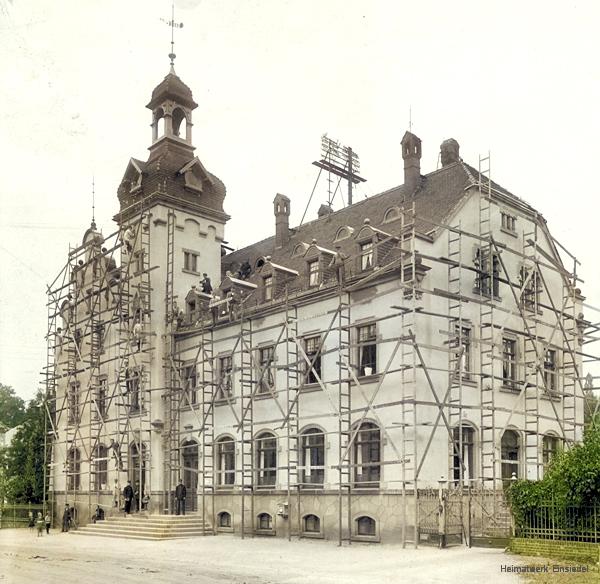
[36,512,44,537]
[44,513,51,535]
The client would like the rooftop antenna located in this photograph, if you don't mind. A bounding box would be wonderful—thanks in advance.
[162,2,184,73]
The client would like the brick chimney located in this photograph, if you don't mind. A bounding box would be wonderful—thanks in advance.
[401,131,422,193]
[273,193,291,249]
[440,138,460,166]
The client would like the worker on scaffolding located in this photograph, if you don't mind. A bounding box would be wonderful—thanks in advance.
[329,246,349,285]
[54,327,64,371]
[122,225,136,254]
[200,273,212,294]
[109,438,123,471]
[209,292,221,324]
[132,318,142,352]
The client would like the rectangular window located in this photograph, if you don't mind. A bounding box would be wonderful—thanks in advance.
[257,346,275,394]
[474,248,500,297]
[544,349,557,392]
[126,368,141,412]
[218,355,233,399]
[542,435,560,467]
[501,212,517,233]
[68,382,80,425]
[304,336,322,385]
[308,260,320,287]
[183,251,199,273]
[360,241,374,271]
[520,267,541,311]
[263,275,273,301]
[357,324,377,376]
[133,250,144,275]
[454,324,471,379]
[502,338,518,389]
[184,364,198,406]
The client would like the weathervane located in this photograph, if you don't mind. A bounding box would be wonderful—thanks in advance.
[161,2,184,71]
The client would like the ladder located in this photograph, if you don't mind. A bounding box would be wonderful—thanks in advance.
[337,291,352,546]
[200,325,215,534]
[239,315,254,538]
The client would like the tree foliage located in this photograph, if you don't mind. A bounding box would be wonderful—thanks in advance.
[3,391,47,504]
[0,384,26,429]
[508,421,600,525]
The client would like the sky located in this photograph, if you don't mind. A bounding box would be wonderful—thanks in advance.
[1,0,599,402]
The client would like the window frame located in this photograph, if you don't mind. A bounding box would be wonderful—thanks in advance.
[216,436,236,487]
[68,381,80,425]
[67,447,81,491]
[452,425,476,485]
[502,337,518,390]
[257,512,274,532]
[303,335,322,385]
[453,323,472,380]
[543,349,558,393]
[302,514,322,537]
[217,355,233,400]
[91,444,108,491]
[474,246,501,298]
[359,239,375,272]
[501,212,517,234]
[183,250,200,274]
[307,259,320,288]
[352,422,381,488]
[183,363,198,406]
[257,346,275,395]
[256,432,277,488]
[501,429,521,480]
[300,428,325,487]
[263,274,273,301]
[542,434,560,468]
[356,323,377,377]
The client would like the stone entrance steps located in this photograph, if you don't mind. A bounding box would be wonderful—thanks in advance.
[73,513,214,541]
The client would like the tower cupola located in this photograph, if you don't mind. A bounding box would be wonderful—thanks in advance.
[146,70,197,150]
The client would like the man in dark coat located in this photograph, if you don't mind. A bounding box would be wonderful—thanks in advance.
[123,480,134,514]
[175,479,186,516]
[61,504,70,532]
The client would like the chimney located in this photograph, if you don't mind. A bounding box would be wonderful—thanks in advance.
[440,138,460,167]
[401,131,422,193]
[317,203,332,219]
[273,193,291,249]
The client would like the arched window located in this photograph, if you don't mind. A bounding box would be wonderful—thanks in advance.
[154,108,165,140]
[67,447,81,491]
[501,430,521,480]
[353,422,380,487]
[257,512,272,530]
[256,432,277,487]
[303,514,320,533]
[172,108,186,137]
[383,207,401,224]
[452,425,475,484]
[356,515,376,536]
[300,428,325,486]
[216,436,236,486]
[218,511,232,528]
[92,444,108,491]
[542,434,560,468]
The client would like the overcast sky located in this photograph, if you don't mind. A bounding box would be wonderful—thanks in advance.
[1,0,599,402]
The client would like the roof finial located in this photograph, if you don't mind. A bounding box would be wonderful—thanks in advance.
[162,2,184,74]
[91,176,96,228]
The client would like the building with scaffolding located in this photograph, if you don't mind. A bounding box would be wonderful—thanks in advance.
[45,65,592,546]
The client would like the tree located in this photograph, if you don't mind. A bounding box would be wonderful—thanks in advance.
[4,391,47,504]
[0,384,26,428]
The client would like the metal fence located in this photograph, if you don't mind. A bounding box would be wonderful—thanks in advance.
[0,504,46,529]
[515,505,599,543]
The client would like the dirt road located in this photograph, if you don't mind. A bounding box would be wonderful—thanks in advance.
[0,529,524,584]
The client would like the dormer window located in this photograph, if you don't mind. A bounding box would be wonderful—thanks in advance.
[360,241,374,271]
[264,275,273,301]
[383,207,401,224]
[308,259,320,287]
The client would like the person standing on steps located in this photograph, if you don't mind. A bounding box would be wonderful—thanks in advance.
[175,479,186,516]
[61,504,70,533]
[123,480,134,515]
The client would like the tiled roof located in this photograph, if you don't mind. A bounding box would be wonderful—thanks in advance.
[221,159,540,283]
[146,72,198,110]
